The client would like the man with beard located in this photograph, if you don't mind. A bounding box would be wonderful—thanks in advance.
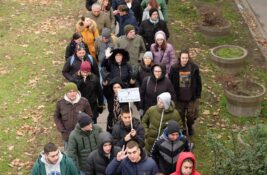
[31,142,79,175]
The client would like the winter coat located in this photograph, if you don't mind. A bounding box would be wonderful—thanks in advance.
[76,73,104,121]
[54,95,93,141]
[87,12,111,34]
[169,61,202,102]
[151,130,189,174]
[106,149,158,175]
[170,152,201,175]
[142,101,181,153]
[101,49,133,86]
[112,118,145,148]
[139,19,169,51]
[141,0,168,21]
[62,55,99,83]
[103,77,126,132]
[136,60,153,86]
[67,123,102,171]
[94,36,116,65]
[142,7,164,21]
[65,40,90,60]
[86,132,121,175]
[150,43,177,74]
[116,35,146,65]
[31,152,79,175]
[140,64,176,112]
[128,0,143,25]
[117,11,139,37]
[76,20,99,60]
[111,0,125,10]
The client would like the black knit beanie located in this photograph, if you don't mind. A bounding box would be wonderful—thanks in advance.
[166,120,180,135]
[78,112,92,128]
[149,8,159,17]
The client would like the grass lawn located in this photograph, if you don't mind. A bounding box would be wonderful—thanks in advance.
[0,0,266,174]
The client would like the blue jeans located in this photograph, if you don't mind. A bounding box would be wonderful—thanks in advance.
[80,171,85,175]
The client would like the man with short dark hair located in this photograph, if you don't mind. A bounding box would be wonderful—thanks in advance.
[106,140,158,175]
[116,4,138,37]
[31,142,79,175]
[112,105,145,148]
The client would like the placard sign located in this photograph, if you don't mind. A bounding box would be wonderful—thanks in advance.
[118,88,140,103]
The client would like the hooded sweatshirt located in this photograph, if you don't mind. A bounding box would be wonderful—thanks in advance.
[31,151,79,175]
[170,152,201,175]
[41,151,63,174]
[157,92,171,110]
[86,132,120,175]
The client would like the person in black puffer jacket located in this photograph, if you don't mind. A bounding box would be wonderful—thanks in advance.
[86,132,121,175]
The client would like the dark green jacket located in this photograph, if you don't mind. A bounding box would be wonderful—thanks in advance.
[31,152,79,175]
[142,101,181,153]
[67,123,102,171]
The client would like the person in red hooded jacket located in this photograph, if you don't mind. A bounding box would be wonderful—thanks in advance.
[170,152,201,175]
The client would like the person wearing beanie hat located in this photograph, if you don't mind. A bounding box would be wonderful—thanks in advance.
[151,119,190,175]
[139,7,169,51]
[142,90,180,153]
[76,60,104,124]
[78,112,93,129]
[154,30,166,40]
[67,112,102,173]
[54,83,93,151]
[124,24,135,36]
[80,61,91,73]
[64,82,78,94]
[116,24,146,65]
[151,30,177,74]
[141,0,168,21]
[134,51,154,86]
[116,4,139,37]
[101,27,111,39]
[87,132,121,174]
[142,0,164,21]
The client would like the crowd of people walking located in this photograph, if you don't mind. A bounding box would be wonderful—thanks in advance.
[31,0,202,174]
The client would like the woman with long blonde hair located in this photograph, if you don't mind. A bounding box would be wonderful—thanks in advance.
[76,15,99,62]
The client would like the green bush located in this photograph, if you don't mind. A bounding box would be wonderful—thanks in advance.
[207,124,267,175]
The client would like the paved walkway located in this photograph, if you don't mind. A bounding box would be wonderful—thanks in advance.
[235,0,267,61]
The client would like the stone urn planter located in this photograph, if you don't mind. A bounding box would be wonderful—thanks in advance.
[224,80,266,117]
[198,20,231,38]
[210,45,248,74]
[197,5,231,38]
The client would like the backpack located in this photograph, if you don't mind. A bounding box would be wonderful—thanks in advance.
[70,54,94,66]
